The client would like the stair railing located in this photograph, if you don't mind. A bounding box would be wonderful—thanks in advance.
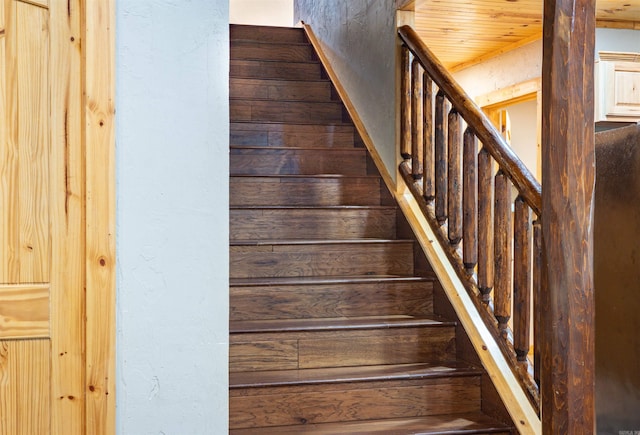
[398,24,542,410]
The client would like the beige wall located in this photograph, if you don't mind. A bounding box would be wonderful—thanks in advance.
[230,0,294,26]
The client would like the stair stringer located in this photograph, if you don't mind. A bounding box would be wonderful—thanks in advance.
[303,22,542,435]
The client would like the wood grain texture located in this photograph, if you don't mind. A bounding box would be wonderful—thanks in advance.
[447,110,462,245]
[434,90,448,224]
[477,148,494,303]
[423,74,435,200]
[0,339,50,435]
[230,376,479,429]
[1,1,50,284]
[230,24,307,44]
[493,171,511,334]
[230,176,381,207]
[532,220,541,386]
[230,147,367,176]
[230,207,397,240]
[462,128,478,272]
[411,58,424,178]
[401,45,411,159]
[231,122,354,148]
[0,284,48,339]
[49,0,86,431]
[513,197,531,362]
[230,78,332,102]
[84,0,116,431]
[230,59,323,80]
[541,0,596,431]
[231,99,345,124]
[231,41,315,62]
[230,240,414,279]
[230,277,433,321]
[230,340,299,372]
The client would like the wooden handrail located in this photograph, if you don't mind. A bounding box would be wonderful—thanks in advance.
[398,25,542,216]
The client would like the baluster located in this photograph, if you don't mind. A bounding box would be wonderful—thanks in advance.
[435,90,447,225]
[533,219,542,386]
[448,110,462,245]
[477,148,494,303]
[401,46,411,160]
[423,74,435,200]
[513,197,532,363]
[411,58,423,179]
[463,129,478,274]
[494,170,512,336]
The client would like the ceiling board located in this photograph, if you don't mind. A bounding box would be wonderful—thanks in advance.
[414,0,640,70]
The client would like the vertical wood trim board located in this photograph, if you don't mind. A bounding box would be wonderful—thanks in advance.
[50,0,86,432]
[84,0,116,432]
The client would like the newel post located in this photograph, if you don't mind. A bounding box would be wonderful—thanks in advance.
[541,0,596,432]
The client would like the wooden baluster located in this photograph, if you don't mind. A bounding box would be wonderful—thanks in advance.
[513,197,532,363]
[494,170,511,336]
[463,128,477,274]
[411,58,423,179]
[533,219,542,386]
[423,74,435,200]
[477,148,494,303]
[401,46,411,160]
[448,110,462,245]
[435,90,447,225]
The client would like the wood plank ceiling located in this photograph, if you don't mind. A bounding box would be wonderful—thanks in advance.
[412,0,640,70]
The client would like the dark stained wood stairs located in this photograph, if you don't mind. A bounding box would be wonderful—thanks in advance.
[229,24,515,434]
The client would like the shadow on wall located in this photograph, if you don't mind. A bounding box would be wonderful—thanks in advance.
[229,0,294,26]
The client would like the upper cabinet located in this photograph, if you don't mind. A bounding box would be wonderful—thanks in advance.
[595,52,640,122]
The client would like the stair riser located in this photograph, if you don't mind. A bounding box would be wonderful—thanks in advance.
[231,100,345,124]
[230,208,397,240]
[230,26,307,44]
[230,78,333,102]
[231,42,315,62]
[230,149,367,176]
[230,177,382,207]
[230,281,434,321]
[231,123,355,148]
[229,376,480,429]
[230,326,456,372]
[230,60,324,81]
[230,242,414,279]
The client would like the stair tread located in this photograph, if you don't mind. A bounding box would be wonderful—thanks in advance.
[230,174,379,179]
[231,238,413,246]
[230,77,330,84]
[231,315,455,334]
[230,362,482,389]
[231,275,433,287]
[230,205,396,210]
[230,145,363,151]
[229,412,511,434]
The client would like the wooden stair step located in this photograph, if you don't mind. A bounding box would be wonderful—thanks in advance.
[230,362,480,388]
[229,374,478,429]
[230,275,434,321]
[229,239,415,279]
[231,315,455,334]
[231,99,346,124]
[229,412,512,434]
[230,78,333,102]
[230,206,398,240]
[231,275,433,286]
[230,24,308,44]
[230,147,367,176]
[230,122,355,148]
[230,59,324,80]
[231,40,315,62]
[230,175,383,206]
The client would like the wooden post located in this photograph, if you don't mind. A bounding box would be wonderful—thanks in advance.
[541,0,596,432]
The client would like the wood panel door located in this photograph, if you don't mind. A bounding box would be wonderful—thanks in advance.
[0,0,115,433]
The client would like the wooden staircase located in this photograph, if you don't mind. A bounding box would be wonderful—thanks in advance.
[229,24,515,434]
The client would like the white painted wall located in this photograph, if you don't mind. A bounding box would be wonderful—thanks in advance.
[506,99,539,179]
[596,28,640,58]
[294,0,398,182]
[230,0,294,27]
[116,0,229,433]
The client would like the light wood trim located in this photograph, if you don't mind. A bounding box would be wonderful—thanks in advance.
[17,0,49,9]
[476,78,541,110]
[597,19,640,30]
[396,0,416,11]
[50,0,86,432]
[449,32,542,73]
[0,284,49,339]
[395,181,541,435]
[302,23,396,191]
[84,0,116,432]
